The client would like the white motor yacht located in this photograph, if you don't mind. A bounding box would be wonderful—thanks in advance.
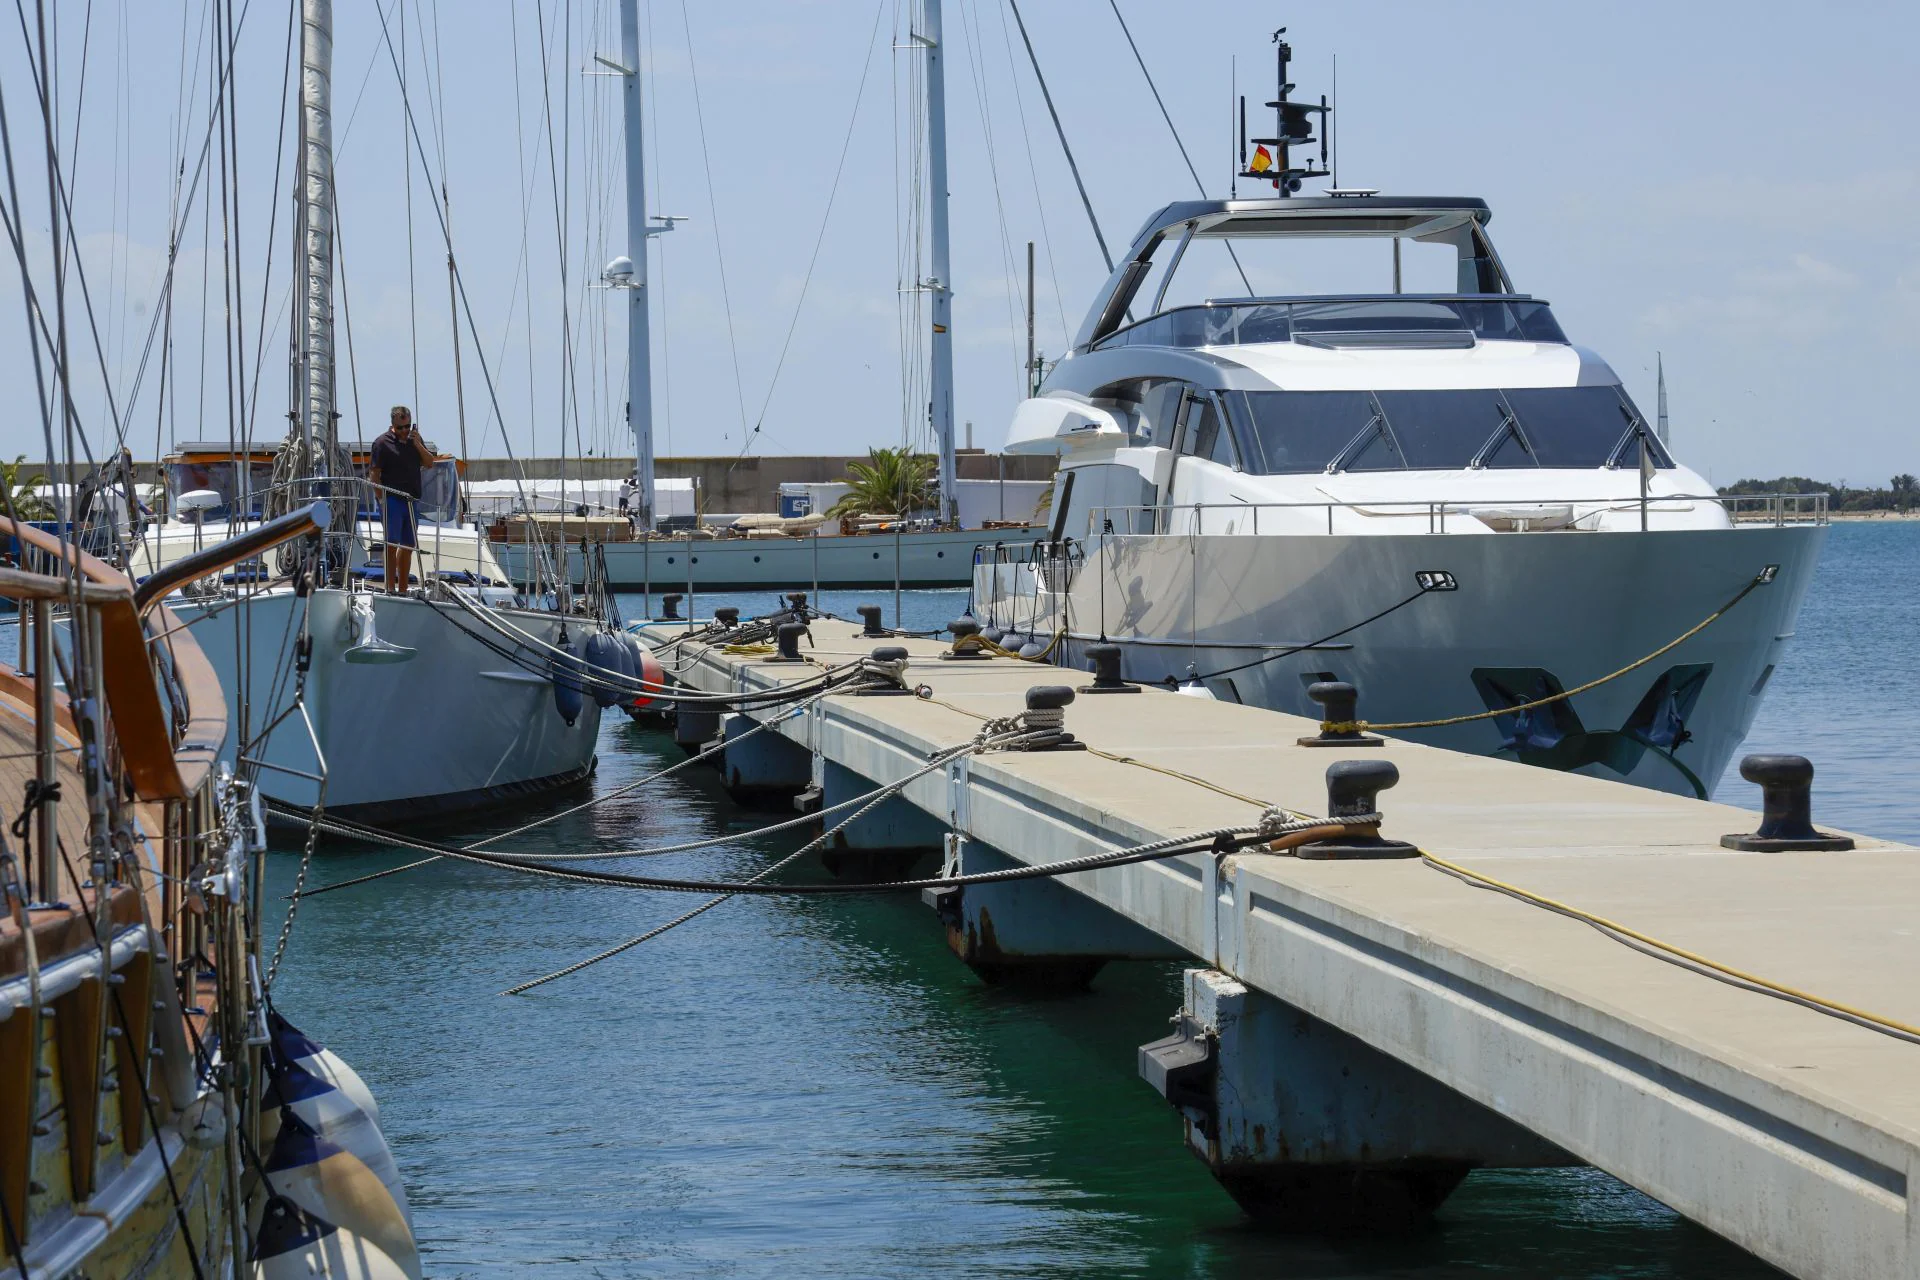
[974,46,1824,799]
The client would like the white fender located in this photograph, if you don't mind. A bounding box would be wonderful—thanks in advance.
[266,1058,412,1228]
[271,1013,382,1126]
[255,1113,421,1280]
[253,1196,413,1280]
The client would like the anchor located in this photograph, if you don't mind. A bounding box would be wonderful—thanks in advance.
[343,593,417,665]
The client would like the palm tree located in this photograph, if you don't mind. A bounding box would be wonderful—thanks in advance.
[1891,474,1916,513]
[827,447,936,517]
[0,456,53,521]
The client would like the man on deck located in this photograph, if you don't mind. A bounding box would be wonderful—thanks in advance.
[368,405,433,595]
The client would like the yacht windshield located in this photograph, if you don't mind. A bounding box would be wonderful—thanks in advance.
[1098,297,1565,351]
[1223,386,1671,474]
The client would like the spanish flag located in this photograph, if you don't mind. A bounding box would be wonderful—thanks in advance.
[1249,145,1273,174]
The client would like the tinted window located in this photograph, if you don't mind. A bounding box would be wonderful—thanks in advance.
[1502,387,1669,469]
[1095,298,1567,351]
[1225,390,1376,474]
[1180,395,1223,460]
[1139,381,1185,448]
[1225,385,1670,474]
[1375,391,1528,470]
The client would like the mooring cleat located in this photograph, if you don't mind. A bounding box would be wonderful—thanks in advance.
[1299,681,1382,747]
[1720,754,1854,851]
[1082,643,1139,693]
[940,616,991,661]
[765,621,809,662]
[1298,759,1416,860]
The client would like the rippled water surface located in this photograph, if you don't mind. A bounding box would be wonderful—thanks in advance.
[268,530,1919,1276]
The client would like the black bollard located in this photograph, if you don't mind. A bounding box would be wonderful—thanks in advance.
[1720,754,1854,851]
[1018,684,1083,751]
[854,645,915,696]
[1297,760,1417,860]
[1298,681,1382,747]
[1083,643,1139,694]
[713,606,740,630]
[659,592,683,621]
[857,604,887,638]
[940,615,990,661]
[768,621,808,662]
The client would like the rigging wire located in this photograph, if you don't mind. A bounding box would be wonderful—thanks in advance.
[674,0,751,449]
[742,1,887,451]
[1004,0,1113,273]
[955,0,1029,398]
[1105,0,1251,296]
[991,0,1068,351]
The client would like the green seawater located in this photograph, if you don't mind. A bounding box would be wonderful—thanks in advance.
[267,521,1920,1277]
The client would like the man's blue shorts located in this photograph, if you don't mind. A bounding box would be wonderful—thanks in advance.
[382,494,417,549]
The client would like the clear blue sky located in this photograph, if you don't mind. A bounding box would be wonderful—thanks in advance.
[2,1,1914,488]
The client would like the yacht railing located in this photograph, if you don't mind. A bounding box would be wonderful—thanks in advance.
[1083,492,1830,537]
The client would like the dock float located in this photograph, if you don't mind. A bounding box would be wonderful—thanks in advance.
[647,618,1920,1280]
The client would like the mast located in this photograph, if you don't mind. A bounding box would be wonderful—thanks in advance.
[296,0,337,463]
[615,0,656,531]
[1656,352,1670,447]
[923,0,958,525]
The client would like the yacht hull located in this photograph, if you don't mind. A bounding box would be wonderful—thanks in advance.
[975,526,1825,798]
[184,589,602,820]
[498,525,1039,590]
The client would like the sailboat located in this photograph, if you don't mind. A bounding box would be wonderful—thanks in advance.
[132,0,618,824]
[0,57,416,1259]
[495,0,1044,603]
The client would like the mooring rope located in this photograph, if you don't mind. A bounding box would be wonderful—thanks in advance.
[1327,568,1775,735]
[277,705,818,899]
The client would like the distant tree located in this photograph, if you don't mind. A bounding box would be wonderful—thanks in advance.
[0,456,53,521]
[1892,474,1917,513]
[828,447,937,518]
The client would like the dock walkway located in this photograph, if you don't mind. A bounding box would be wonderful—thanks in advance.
[648,619,1920,1280]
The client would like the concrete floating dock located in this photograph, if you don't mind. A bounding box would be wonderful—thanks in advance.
[647,619,1920,1279]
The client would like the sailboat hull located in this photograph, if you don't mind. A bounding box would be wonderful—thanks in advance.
[184,589,602,822]
[498,525,1040,590]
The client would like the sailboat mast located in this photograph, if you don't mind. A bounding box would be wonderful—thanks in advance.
[1656,352,1670,447]
[617,0,656,530]
[297,0,337,463]
[923,0,958,525]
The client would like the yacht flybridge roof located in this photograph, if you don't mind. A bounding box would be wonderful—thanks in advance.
[1072,194,1519,353]
[1134,196,1493,244]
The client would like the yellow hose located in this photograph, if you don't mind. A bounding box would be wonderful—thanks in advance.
[1419,850,1920,1043]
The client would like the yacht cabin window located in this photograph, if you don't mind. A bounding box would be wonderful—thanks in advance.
[1222,385,1671,475]
[1176,393,1237,469]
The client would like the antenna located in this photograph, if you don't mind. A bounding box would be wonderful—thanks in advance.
[1230,56,1238,199]
[1331,54,1338,189]
[1238,26,1330,197]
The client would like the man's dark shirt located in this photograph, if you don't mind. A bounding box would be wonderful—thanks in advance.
[370,429,424,499]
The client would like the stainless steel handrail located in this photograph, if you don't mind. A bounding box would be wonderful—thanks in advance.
[133,501,332,614]
[1082,491,1830,537]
